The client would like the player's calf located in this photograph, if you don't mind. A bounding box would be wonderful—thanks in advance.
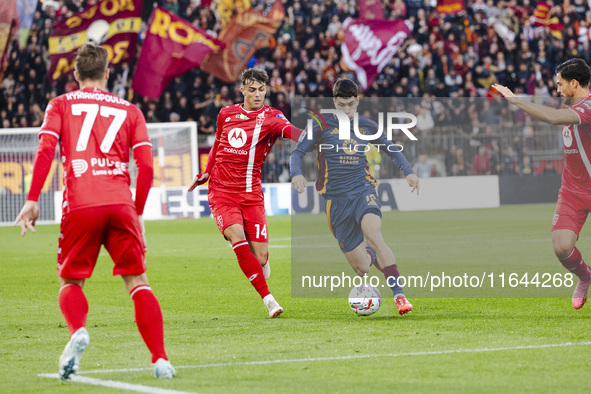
[558,247,591,280]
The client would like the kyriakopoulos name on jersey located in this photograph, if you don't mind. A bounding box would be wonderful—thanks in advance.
[224,147,248,155]
[318,143,404,153]
[65,91,130,106]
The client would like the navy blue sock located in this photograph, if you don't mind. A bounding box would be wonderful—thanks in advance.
[383,265,404,297]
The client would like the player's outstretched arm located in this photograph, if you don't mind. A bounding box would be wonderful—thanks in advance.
[492,84,580,125]
[406,173,420,195]
[189,112,224,192]
[375,132,416,189]
[289,130,315,194]
[289,148,308,193]
[282,125,305,142]
[133,145,154,216]
[15,133,59,236]
[14,200,39,237]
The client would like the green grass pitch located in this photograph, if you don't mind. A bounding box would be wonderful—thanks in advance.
[1,203,590,393]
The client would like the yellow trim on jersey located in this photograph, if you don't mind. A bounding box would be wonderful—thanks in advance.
[364,161,377,188]
[326,199,334,235]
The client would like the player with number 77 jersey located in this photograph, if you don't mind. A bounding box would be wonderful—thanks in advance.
[188,68,304,318]
[36,83,151,212]
[14,43,174,381]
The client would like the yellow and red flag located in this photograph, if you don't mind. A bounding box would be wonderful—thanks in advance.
[48,0,142,81]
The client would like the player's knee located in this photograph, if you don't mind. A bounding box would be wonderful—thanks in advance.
[224,226,246,244]
[60,278,85,288]
[122,273,149,293]
[254,250,267,265]
[553,239,574,259]
[353,263,370,276]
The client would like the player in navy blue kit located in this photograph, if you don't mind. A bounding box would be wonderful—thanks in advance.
[290,79,419,315]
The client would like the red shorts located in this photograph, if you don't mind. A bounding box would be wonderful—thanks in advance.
[58,204,146,279]
[208,189,268,243]
[552,187,591,236]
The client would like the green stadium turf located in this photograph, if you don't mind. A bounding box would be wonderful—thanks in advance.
[1,203,590,393]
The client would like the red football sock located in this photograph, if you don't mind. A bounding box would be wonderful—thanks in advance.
[130,285,167,363]
[233,241,270,298]
[559,247,591,280]
[59,283,88,336]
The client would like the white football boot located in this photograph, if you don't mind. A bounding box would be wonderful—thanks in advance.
[154,358,176,379]
[58,327,90,381]
[263,294,283,318]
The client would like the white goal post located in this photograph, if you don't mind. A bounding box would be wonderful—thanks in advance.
[0,122,198,225]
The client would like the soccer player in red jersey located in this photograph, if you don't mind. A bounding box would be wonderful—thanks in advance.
[14,44,175,380]
[494,58,591,309]
[189,68,303,318]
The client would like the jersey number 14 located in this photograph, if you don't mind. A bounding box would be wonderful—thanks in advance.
[254,223,267,239]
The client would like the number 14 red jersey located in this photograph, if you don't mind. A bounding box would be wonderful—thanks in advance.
[208,104,292,194]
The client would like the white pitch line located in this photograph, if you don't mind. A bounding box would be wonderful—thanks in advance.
[77,341,591,375]
[38,373,196,394]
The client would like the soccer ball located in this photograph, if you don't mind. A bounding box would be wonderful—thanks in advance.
[348,285,381,316]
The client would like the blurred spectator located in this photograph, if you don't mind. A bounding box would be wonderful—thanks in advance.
[413,154,431,178]
[0,0,585,183]
[199,114,215,135]
[262,152,281,183]
[520,155,534,175]
[543,160,557,175]
[455,148,467,176]
[29,103,44,127]
[473,146,491,175]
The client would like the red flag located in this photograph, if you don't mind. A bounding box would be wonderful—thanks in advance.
[131,7,225,99]
[548,17,564,39]
[340,18,410,90]
[47,0,142,81]
[0,0,19,83]
[533,2,563,38]
[359,0,384,20]
[200,0,284,83]
[533,1,550,27]
[436,0,465,15]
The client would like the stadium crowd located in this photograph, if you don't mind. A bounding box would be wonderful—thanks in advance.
[0,0,585,180]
